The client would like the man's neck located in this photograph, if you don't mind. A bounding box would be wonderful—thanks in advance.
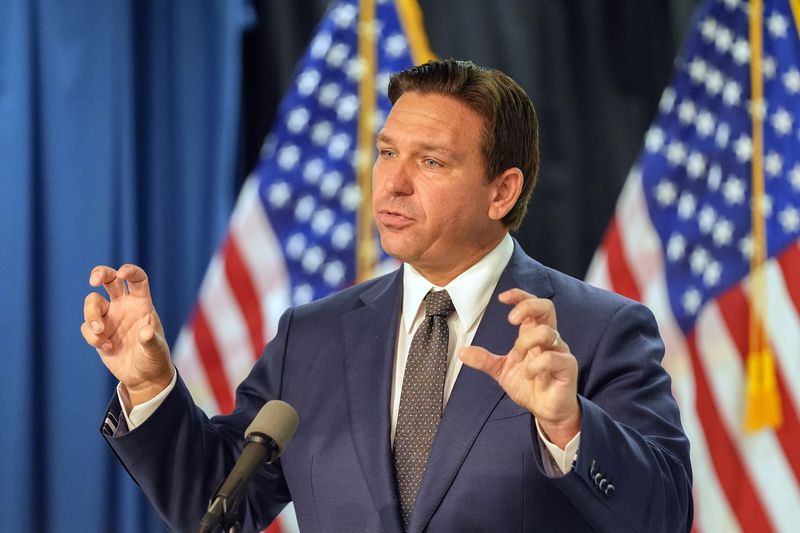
[410,233,510,287]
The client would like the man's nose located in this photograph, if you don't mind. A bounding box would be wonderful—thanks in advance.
[381,159,413,195]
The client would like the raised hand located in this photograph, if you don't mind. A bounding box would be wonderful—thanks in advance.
[81,264,173,408]
[460,288,580,448]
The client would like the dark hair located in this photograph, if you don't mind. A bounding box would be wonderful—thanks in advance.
[387,59,539,230]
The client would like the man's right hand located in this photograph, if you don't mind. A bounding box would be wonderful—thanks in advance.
[81,264,173,410]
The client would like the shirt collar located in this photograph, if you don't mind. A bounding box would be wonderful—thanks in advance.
[401,233,514,333]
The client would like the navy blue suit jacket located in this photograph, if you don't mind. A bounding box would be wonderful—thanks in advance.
[102,245,692,532]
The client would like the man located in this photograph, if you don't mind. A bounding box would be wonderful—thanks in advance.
[82,59,692,532]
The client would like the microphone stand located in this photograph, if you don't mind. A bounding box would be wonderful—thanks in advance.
[200,493,242,533]
[198,434,274,533]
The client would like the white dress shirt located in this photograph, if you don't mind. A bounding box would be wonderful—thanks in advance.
[120,233,578,473]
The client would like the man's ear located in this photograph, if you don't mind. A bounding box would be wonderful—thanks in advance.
[488,167,523,221]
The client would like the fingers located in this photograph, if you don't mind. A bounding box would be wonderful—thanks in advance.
[513,324,569,356]
[137,313,165,355]
[81,288,111,352]
[460,346,504,381]
[523,349,574,382]
[498,288,536,305]
[83,291,110,343]
[80,321,112,352]
[89,264,152,300]
[501,289,556,329]
[82,311,165,357]
[117,264,152,299]
[90,265,126,299]
[84,291,109,324]
[82,292,113,352]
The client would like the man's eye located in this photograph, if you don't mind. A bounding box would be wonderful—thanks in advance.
[424,159,441,168]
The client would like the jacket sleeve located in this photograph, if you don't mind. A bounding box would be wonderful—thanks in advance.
[100,308,297,532]
[534,300,693,533]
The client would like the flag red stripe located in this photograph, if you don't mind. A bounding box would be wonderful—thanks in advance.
[223,236,266,359]
[685,330,774,533]
[264,520,283,533]
[777,243,800,315]
[603,219,642,302]
[716,286,800,481]
[192,309,235,414]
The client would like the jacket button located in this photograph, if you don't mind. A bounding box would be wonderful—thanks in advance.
[599,479,608,491]
[604,484,615,497]
[593,472,603,485]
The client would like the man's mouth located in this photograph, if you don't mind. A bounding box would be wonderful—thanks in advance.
[377,210,414,228]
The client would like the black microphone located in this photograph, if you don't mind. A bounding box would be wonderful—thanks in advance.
[198,400,299,533]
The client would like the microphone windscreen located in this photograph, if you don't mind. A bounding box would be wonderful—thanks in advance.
[245,400,299,458]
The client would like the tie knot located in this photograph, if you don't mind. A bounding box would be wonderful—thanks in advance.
[424,289,455,318]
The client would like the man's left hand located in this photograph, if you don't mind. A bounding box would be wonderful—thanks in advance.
[460,288,580,448]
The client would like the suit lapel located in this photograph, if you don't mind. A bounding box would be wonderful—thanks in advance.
[342,270,405,533]
[409,243,554,533]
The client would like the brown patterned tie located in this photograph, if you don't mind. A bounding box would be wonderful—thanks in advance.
[393,289,455,529]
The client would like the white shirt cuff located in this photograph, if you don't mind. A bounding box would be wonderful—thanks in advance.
[116,366,177,430]
[535,418,580,475]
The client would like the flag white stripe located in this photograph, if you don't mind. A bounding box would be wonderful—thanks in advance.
[764,260,800,415]
[613,168,667,292]
[198,256,257,392]
[173,329,218,415]
[680,378,742,533]
[585,248,610,289]
[696,303,800,532]
[609,173,695,378]
[229,175,291,340]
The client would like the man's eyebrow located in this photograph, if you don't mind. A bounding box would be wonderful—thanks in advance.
[376,133,459,159]
[416,143,459,159]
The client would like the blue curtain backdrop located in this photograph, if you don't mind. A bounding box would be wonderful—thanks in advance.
[0,0,252,530]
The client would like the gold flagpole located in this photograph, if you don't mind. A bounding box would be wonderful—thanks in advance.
[355,0,378,282]
[354,0,435,282]
[744,0,782,432]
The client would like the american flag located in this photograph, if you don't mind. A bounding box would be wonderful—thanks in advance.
[172,0,432,528]
[586,0,800,531]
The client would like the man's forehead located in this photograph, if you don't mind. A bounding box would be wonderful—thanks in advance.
[378,94,482,150]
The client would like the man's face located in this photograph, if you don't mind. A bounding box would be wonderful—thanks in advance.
[372,91,506,284]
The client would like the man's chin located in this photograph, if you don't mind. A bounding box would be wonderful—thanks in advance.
[377,235,413,264]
